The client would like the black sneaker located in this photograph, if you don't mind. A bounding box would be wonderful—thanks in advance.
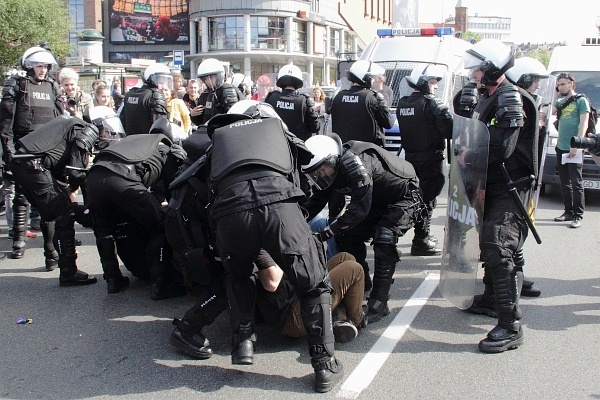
[410,241,442,256]
[478,325,524,353]
[554,211,573,222]
[521,279,541,297]
[333,320,358,343]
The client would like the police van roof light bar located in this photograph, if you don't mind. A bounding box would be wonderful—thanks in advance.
[376,27,454,38]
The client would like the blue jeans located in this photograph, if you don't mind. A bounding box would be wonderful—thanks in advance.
[308,213,338,260]
[555,147,584,218]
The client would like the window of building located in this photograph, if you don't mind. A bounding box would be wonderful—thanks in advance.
[294,21,307,53]
[208,16,244,50]
[330,28,340,55]
[68,0,84,53]
[250,16,286,50]
[343,31,352,52]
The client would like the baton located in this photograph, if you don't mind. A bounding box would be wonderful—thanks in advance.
[500,163,542,244]
[65,165,89,172]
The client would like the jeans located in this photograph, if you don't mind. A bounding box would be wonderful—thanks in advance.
[308,213,338,259]
[555,147,584,218]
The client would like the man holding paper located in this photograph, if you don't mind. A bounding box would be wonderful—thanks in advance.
[553,73,590,229]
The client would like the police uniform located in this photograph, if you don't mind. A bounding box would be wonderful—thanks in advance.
[266,88,320,199]
[303,141,422,321]
[330,86,394,145]
[9,115,98,284]
[0,73,64,259]
[119,85,168,135]
[471,78,537,350]
[85,134,185,297]
[396,91,453,253]
[202,116,342,390]
[191,83,239,126]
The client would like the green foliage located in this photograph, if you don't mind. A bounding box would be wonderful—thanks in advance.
[0,0,73,74]
[526,48,550,68]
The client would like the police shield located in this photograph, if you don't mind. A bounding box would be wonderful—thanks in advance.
[439,115,489,309]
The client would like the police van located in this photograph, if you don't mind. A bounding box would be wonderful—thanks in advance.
[541,36,600,191]
[357,27,473,153]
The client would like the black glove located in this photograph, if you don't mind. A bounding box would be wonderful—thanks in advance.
[315,226,334,242]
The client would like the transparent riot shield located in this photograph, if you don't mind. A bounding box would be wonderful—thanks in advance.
[533,74,557,212]
[439,115,489,309]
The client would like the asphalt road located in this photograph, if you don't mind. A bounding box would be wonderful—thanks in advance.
[1,184,599,400]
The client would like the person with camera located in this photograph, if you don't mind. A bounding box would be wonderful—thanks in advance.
[58,68,93,119]
[1,46,64,261]
[553,73,590,229]
[461,39,539,353]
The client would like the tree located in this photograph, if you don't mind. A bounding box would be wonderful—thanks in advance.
[0,0,73,75]
[527,48,551,68]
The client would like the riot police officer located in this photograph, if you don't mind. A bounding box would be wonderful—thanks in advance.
[85,119,187,297]
[396,65,453,256]
[462,39,538,353]
[468,57,547,312]
[171,100,343,393]
[1,46,64,262]
[192,58,239,125]
[119,63,171,135]
[329,60,394,145]
[9,113,101,285]
[266,63,320,199]
[301,134,423,323]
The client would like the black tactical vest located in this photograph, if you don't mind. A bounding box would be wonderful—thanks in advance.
[331,88,377,143]
[266,90,309,141]
[13,77,60,135]
[210,118,293,190]
[396,93,443,153]
[121,87,155,135]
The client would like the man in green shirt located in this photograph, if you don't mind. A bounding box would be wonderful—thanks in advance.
[553,73,590,228]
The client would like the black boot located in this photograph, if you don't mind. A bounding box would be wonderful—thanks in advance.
[467,266,496,317]
[10,195,28,259]
[361,262,372,292]
[478,324,524,353]
[55,223,97,286]
[410,237,442,256]
[311,344,344,393]
[97,236,128,293]
[367,278,393,323]
[478,265,523,353]
[231,321,255,365]
[521,278,541,297]
[170,318,213,359]
[41,220,59,271]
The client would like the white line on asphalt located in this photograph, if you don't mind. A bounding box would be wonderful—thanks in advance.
[336,272,440,399]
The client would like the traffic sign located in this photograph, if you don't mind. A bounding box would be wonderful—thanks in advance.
[173,50,184,66]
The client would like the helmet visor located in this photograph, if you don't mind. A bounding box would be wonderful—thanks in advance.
[154,74,173,91]
[304,154,339,190]
[102,115,125,136]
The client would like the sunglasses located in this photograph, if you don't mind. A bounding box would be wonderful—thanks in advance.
[557,72,574,82]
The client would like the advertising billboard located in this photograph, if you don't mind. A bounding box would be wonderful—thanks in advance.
[109,0,189,44]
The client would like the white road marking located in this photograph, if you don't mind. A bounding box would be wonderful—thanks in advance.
[337,272,440,399]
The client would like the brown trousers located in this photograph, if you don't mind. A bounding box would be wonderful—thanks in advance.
[281,252,365,337]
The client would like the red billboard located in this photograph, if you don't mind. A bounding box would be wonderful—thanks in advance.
[109,0,189,44]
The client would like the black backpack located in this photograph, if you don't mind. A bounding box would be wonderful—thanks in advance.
[554,93,598,134]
